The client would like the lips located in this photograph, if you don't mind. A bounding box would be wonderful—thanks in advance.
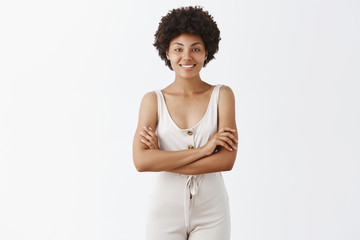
[179,64,196,70]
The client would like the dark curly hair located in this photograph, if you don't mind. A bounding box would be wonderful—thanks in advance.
[153,6,221,70]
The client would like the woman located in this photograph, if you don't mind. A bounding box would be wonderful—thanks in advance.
[132,6,238,240]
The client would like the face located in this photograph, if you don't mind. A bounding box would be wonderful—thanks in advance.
[166,33,208,79]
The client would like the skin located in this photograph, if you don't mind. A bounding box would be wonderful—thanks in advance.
[132,33,238,175]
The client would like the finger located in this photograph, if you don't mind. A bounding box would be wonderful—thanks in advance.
[141,138,156,149]
[143,126,157,138]
[147,136,157,148]
[219,132,238,144]
[142,126,150,134]
[146,128,158,139]
[216,140,234,152]
[219,127,237,133]
[143,134,154,142]
[217,136,237,151]
[227,131,238,141]
[140,131,154,144]
[140,131,158,148]
[140,138,152,149]
[220,136,237,150]
[219,127,236,132]
[215,138,233,151]
[140,129,155,140]
[225,134,238,149]
[140,131,147,138]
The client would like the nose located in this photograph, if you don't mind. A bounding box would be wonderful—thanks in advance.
[182,49,193,61]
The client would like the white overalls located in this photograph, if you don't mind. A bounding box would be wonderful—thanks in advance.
[146,84,231,240]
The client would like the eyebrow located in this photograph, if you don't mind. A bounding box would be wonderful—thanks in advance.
[172,42,202,46]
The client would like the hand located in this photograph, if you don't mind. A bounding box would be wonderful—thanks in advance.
[140,126,159,149]
[200,127,238,156]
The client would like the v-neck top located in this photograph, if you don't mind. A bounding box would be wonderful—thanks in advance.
[154,84,223,151]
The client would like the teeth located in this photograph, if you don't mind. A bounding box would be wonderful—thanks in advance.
[182,65,195,68]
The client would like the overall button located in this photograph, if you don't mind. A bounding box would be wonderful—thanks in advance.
[187,130,193,136]
[188,145,194,149]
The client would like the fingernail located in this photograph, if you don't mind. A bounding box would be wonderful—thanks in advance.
[149,127,152,130]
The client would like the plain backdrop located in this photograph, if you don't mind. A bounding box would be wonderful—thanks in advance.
[0,0,359,239]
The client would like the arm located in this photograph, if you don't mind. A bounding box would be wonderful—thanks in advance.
[167,147,237,175]
[167,85,238,175]
[132,92,209,172]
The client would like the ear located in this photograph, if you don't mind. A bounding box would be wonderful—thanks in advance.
[166,50,170,60]
[205,51,208,60]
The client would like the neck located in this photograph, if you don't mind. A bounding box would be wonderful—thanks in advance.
[172,74,205,94]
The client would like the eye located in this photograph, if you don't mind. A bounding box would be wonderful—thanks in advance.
[174,48,182,52]
[193,48,201,52]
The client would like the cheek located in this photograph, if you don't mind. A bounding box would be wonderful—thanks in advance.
[195,55,206,64]
[169,55,180,64]
[168,57,178,69]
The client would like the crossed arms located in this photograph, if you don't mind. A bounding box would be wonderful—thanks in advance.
[132,86,238,175]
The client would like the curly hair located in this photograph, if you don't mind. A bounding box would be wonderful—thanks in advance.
[153,6,221,70]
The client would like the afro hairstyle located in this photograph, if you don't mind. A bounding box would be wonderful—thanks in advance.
[153,6,221,70]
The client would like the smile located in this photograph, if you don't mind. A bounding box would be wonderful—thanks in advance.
[180,64,196,70]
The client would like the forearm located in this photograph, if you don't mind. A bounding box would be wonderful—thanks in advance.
[167,147,237,175]
[133,147,207,172]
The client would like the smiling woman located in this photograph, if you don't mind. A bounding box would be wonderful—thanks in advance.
[166,33,208,79]
[132,6,238,240]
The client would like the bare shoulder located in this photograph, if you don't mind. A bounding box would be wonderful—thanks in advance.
[219,85,235,104]
[137,91,158,129]
[218,85,236,128]
[139,91,158,113]
[141,91,157,104]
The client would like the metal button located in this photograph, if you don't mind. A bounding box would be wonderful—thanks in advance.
[187,130,193,136]
[188,145,194,149]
